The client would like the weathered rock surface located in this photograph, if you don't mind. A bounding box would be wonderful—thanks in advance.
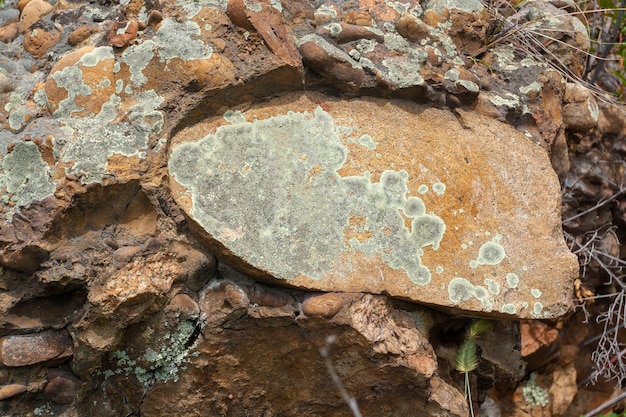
[169,91,577,319]
[0,0,606,413]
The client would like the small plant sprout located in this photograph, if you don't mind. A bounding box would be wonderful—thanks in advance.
[455,319,492,417]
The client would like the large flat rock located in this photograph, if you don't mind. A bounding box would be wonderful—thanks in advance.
[168,92,577,319]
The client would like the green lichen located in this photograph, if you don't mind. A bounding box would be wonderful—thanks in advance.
[432,182,446,195]
[105,319,200,391]
[476,236,506,266]
[0,142,57,214]
[5,92,27,130]
[56,90,163,182]
[484,278,500,295]
[506,272,519,288]
[448,277,474,303]
[501,303,517,314]
[522,373,549,406]
[169,107,446,285]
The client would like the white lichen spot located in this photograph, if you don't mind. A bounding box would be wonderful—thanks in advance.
[519,81,541,95]
[469,260,478,269]
[531,288,542,298]
[223,110,246,124]
[501,303,517,314]
[356,39,377,54]
[506,273,519,288]
[436,266,444,274]
[448,277,475,303]
[243,0,262,12]
[476,235,506,266]
[80,46,115,67]
[522,301,528,309]
[418,184,428,194]
[444,68,459,81]
[314,5,337,18]
[433,182,446,195]
[532,302,543,317]
[326,23,342,37]
[356,134,377,150]
[461,243,468,250]
[484,278,500,295]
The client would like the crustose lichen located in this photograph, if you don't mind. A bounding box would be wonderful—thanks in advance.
[522,372,549,406]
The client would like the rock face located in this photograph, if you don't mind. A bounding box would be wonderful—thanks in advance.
[169,92,577,318]
[0,0,593,413]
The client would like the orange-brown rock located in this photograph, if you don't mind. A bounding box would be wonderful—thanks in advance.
[0,330,73,367]
[18,0,53,33]
[301,293,344,318]
[169,91,578,319]
[24,23,63,58]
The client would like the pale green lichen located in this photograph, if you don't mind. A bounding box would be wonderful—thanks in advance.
[80,46,115,67]
[49,66,92,118]
[506,272,519,288]
[476,236,506,266]
[354,134,377,150]
[531,288,542,298]
[153,19,213,63]
[532,302,544,317]
[484,278,500,295]
[523,373,549,406]
[0,142,57,215]
[169,107,446,285]
[432,182,446,195]
[382,50,427,87]
[57,90,163,182]
[426,0,484,14]
[5,92,27,130]
[501,303,517,314]
[418,184,428,194]
[448,277,474,303]
[105,319,200,391]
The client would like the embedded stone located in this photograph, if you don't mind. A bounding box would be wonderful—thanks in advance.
[562,82,599,132]
[18,0,53,33]
[301,293,344,318]
[168,91,578,319]
[297,34,364,92]
[0,383,27,400]
[24,23,63,58]
[44,369,82,404]
[0,329,73,367]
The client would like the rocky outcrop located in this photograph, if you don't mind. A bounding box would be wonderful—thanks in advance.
[0,0,606,414]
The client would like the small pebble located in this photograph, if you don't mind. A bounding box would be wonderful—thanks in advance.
[0,73,13,94]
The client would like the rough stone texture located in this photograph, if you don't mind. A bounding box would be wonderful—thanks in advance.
[0,329,73,367]
[0,0,599,413]
[119,275,467,417]
[169,91,577,319]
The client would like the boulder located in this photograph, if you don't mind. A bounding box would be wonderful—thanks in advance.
[169,91,578,319]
